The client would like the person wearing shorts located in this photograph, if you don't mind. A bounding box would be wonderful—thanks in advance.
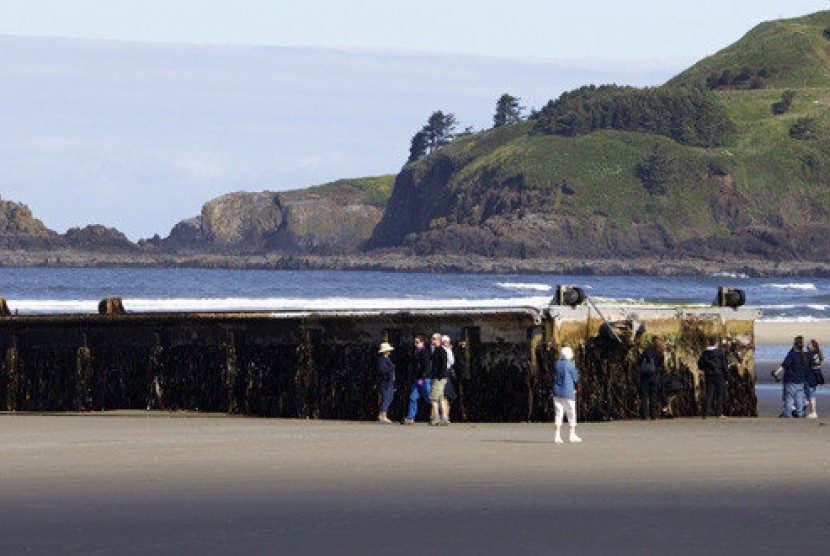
[428,332,448,425]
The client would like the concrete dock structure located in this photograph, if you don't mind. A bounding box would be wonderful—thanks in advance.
[0,297,759,420]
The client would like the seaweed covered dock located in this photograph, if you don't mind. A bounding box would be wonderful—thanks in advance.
[0,297,759,421]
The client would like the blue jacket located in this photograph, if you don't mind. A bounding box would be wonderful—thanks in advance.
[553,359,579,400]
[782,349,808,384]
[376,355,395,387]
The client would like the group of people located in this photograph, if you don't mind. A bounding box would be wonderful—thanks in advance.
[375,332,583,441]
[375,332,458,426]
[375,331,825,440]
[773,336,824,418]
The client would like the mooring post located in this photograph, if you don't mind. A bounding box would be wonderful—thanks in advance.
[98,297,126,315]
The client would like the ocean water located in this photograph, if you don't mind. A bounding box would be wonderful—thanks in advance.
[0,267,826,322]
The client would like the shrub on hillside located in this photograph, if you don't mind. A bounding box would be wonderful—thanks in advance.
[636,145,675,195]
[706,66,773,90]
[771,90,796,115]
[532,85,735,147]
[789,118,821,140]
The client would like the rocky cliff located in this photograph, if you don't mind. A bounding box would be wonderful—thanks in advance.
[153,176,393,255]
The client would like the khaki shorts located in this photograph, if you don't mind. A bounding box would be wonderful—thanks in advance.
[429,378,447,401]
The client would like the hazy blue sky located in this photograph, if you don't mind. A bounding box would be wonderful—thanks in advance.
[0,1,827,239]
[2,0,826,60]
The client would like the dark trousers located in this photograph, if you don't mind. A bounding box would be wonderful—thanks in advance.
[378,383,394,413]
[704,374,725,417]
[639,374,660,419]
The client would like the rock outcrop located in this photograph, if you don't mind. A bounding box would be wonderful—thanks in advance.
[155,176,391,255]
[0,198,63,249]
[200,192,283,253]
[64,225,140,253]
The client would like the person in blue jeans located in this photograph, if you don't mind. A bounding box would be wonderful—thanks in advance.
[403,335,431,424]
[774,336,809,418]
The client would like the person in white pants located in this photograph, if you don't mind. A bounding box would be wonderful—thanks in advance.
[553,346,581,444]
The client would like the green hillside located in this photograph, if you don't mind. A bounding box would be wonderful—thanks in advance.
[290,174,395,207]
[370,11,830,261]
[668,11,830,89]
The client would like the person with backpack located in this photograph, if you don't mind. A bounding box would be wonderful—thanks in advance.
[697,336,728,418]
[638,336,665,420]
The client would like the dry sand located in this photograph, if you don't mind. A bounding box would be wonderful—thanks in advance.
[1,412,829,555]
[755,320,830,345]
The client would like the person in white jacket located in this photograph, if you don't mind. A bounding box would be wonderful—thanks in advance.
[553,346,581,444]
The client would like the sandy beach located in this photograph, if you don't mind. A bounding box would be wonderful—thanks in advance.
[1,412,828,555]
[755,320,830,345]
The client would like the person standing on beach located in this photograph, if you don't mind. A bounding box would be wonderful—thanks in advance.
[403,335,431,425]
[805,339,824,419]
[697,336,728,418]
[441,335,457,423]
[376,342,396,424]
[553,346,581,443]
[428,332,449,426]
[638,336,665,420]
[774,336,809,418]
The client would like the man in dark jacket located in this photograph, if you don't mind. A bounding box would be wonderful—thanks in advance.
[638,336,664,420]
[404,335,432,424]
[698,336,728,418]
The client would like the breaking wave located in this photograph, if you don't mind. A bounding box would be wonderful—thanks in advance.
[497,282,552,292]
[764,283,817,291]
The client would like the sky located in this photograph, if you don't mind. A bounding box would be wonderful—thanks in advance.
[0,0,827,240]
[1,0,826,62]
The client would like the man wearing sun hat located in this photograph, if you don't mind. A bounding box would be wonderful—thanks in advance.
[376,341,396,424]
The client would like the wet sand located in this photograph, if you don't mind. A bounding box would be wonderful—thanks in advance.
[1,412,829,555]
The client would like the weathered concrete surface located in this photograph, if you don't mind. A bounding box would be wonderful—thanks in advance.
[0,305,757,421]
